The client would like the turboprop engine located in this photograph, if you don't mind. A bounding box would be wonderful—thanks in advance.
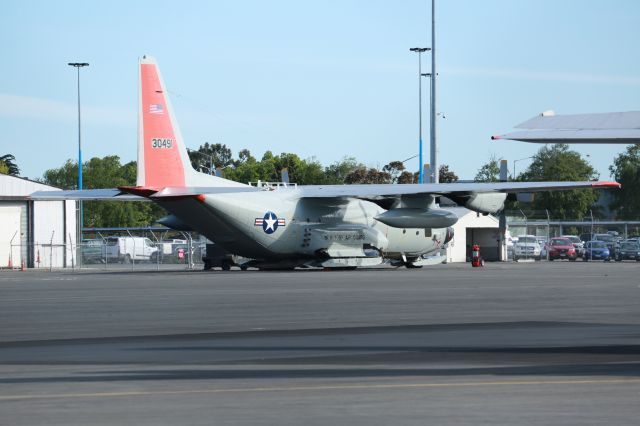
[450,193,507,214]
[374,208,458,229]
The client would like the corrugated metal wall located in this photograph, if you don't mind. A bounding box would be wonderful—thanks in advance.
[0,201,28,268]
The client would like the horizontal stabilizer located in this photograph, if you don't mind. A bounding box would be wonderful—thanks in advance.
[30,189,144,201]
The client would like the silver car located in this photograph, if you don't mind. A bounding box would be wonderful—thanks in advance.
[561,235,585,257]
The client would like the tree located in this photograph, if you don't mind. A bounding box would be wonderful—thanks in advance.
[519,144,598,220]
[344,167,391,184]
[42,156,165,228]
[439,164,459,183]
[0,154,20,176]
[382,161,406,183]
[609,144,640,219]
[474,155,502,182]
[188,142,234,173]
[323,157,362,184]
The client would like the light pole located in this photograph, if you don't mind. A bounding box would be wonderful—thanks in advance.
[430,0,438,183]
[409,47,431,183]
[68,62,88,251]
[512,156,534,180]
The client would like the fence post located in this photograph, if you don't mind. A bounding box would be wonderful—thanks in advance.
[68,233,75,270]
[49,231,55,272]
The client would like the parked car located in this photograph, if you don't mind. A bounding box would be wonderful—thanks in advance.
[592,233,618,258]
[583,241,611,262]
[104,237,158,263]
[546,237,577,261]
[561,235,585,257]
[513,235,541,261]
[81,239,105,264]
[615,241,640,262]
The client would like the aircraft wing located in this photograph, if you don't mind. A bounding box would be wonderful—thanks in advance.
[492,111,640,144]
[30,181,619,203]
[292,181,620,198]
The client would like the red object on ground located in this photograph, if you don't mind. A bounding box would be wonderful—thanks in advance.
[472,244,483,267]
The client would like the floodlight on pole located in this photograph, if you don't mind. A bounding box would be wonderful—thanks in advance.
[409,47,431,184]
[68,62,89,248]
[68,62,89,190]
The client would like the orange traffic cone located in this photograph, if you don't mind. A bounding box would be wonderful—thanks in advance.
[8,257,12,269]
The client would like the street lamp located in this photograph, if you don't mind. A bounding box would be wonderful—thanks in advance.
[68,62,88,251]
[68,63,89,190]
[409,47,431,183]
[513,156,534,180]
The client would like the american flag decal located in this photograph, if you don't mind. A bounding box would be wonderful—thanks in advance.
[149,103,164,114]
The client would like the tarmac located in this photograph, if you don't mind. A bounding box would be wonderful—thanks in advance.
[1,262,639,425]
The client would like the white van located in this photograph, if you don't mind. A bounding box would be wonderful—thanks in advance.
[105,237,158,263]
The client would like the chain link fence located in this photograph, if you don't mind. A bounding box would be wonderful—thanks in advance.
[5,233,208,271]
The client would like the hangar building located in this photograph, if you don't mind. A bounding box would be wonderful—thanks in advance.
[0,174,76,269]
[444,207,503,263]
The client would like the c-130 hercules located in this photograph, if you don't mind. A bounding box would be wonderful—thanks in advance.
[33,56,620,269]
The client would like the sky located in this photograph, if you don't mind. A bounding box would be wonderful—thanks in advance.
[1,0,639,182]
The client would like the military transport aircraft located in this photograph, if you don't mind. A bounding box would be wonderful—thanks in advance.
[32,56,620,269]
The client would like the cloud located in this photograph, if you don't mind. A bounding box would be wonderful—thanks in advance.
[0,93,134,126]
[445,67,640,86]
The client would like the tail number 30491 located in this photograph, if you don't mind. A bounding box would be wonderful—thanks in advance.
[151,138,173,149]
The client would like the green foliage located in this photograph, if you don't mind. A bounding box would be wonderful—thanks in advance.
[344,167,391,184]
[188,142,233,173]
[609,144,640,219]
[439,164,459,183]
[518,144,599,220]
[323,157,362,184]
[474,155,502,182]
[0,154,20,176]
[42,156,165,228]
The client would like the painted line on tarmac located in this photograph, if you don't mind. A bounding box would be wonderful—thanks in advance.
[2,378,640,401]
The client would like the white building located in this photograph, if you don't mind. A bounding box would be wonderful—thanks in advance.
[444,207,504,263]
[0,174,76,268]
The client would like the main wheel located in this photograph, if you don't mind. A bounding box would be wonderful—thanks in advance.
[123,254,132,264]
[221,261,231,271]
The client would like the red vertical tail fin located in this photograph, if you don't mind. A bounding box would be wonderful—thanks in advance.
[137,56,246,189]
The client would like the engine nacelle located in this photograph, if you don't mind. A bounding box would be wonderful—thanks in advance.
[374,208,458,229]
[461,193,507,214]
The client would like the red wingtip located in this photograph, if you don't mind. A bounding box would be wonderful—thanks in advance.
[591,181,621,188]
[491,135,501,140]
[195,194,206,203]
